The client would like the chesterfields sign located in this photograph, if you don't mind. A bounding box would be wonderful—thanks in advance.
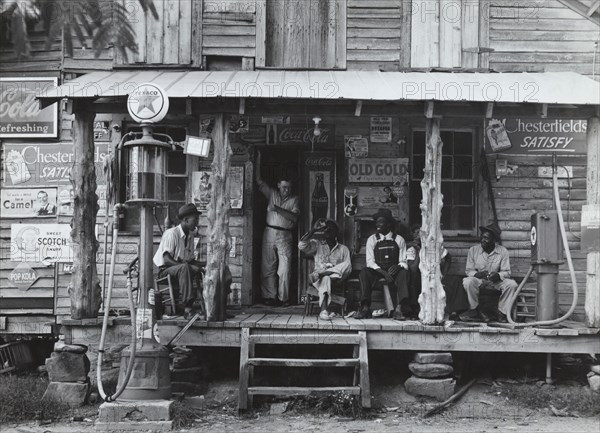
[485,118,587,155]
[0,77,58,138]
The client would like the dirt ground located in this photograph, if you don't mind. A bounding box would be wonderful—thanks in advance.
[2,380,598,433]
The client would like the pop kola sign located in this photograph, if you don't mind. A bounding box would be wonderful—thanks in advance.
[0,78,58,138]
[127,83,169,124]
[8,263,39,291]
[485,118,587,155]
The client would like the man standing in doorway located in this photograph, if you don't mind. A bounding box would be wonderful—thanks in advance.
[256,150,300,306]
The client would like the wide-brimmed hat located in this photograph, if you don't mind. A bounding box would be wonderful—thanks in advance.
[479,222,501,240]
[177,203,201,219]
[372,208,395,224]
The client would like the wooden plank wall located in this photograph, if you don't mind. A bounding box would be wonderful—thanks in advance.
[488,0,600,79]
[116,0,196,65]
[347,0,404,71]
[203,0,256,58]
[0,30,62,73]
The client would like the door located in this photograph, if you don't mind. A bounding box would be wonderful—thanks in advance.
[252,147,301,304]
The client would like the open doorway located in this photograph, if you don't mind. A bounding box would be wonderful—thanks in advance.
[252,147,301,305]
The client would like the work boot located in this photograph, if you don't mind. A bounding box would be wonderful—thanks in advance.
[459,308,482,322]
[354,306,372,319]
[392,306,406,321]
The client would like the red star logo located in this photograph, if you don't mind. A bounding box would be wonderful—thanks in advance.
[135,93,159,114]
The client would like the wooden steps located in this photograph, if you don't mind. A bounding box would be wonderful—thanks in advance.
[238,328,371,411]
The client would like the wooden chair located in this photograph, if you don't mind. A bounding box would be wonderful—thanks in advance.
[303,285,348,316]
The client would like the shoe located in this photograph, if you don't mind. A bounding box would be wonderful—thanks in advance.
[280,301,291,308]
[393,309,406,321]
[459,309,483,322]
[263,298,276,306]
[319,310,331,320]
[372,309,386,318]
[496,312,508,323]
[328,312,340,319]
[354,307,372,319]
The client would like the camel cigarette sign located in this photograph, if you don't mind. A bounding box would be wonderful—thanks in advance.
[0,78,58,138]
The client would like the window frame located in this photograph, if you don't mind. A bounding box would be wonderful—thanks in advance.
[410,127,479,237]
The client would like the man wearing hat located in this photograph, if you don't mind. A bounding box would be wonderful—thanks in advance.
[462,222,518,321]
[153,203,204,317]
[355,209,410,319]
[299,219,352,320]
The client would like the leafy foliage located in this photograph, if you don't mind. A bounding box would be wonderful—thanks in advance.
[0,0,157,61]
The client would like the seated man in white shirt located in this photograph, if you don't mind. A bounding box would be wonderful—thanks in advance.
[299,219,351,320]
[153,203,204,318]
[355,209,410,320]
[462,223,518,322]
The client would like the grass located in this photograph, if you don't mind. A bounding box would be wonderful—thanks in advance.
[500,383,600,417]
[287,391,375,419]
[0,373,72,423]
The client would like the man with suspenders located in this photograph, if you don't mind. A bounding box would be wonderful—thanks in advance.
[355,209,410,320]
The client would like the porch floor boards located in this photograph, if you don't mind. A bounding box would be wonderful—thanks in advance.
[159,313,598,336]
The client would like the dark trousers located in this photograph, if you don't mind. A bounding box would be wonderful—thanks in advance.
[158,263,203,307]
[359,267,409,309]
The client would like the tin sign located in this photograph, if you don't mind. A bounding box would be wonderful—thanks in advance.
[348,158,409,184]
[485,118,587,155]
[0,77,58,138]
[8,262,39,291]
[127,83,169,124]
[10,223,73,263]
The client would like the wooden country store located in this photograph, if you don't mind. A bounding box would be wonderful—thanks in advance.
[1,0,600,408]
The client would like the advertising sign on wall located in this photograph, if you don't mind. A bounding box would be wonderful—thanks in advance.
[1,188,58,218]
[370,116,392,143]
[8,262,39,291]
[10,223,73,263]
[348,158,409,184]
[345,135,368,158]
[266,124,335,146]
[2,142,109,187]
[303,153,336,228]
[485,118,587,155]
[0,77,58,138]
[191,167,244,211]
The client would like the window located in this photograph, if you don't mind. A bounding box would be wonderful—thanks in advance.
[120,125,189,231]
[410,130,476,233]
[256,0,346,69]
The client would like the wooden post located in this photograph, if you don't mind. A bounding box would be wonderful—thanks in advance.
[418,118,446,325]
[69,101,101,319]
[585,117,600,328]
[204,114,232,321]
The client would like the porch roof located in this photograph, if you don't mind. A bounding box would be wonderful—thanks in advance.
[38,70,599,106]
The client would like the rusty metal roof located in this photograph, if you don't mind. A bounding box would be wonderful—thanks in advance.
[39,70,599,105]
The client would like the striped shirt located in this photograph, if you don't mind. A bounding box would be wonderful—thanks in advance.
[258,180,300,229]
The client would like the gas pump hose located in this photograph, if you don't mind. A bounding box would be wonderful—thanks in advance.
[97,204,138,402]
[506,170,578,327]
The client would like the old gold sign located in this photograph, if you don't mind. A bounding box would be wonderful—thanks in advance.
[348,158,409,184]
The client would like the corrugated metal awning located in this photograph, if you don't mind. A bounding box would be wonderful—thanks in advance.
[38,70,599,105]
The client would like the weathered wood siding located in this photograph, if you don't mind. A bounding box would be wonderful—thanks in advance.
[488,0,600,79]
[0,30,62,73]
[204,0,256,58]
[410,0,489,69]
[117,0,200,66]
[346,0,407,71]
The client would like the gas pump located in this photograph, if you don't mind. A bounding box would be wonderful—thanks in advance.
[97,83,175,401]
[507,159,578,327]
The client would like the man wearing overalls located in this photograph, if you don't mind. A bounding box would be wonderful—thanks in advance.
[355,209,410,320]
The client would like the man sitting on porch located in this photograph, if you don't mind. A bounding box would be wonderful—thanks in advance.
[355,209,410,320]
[299,219,351,320]
[153,203,204,318]
[462,223,518,322]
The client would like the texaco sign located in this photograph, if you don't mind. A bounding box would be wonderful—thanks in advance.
[127,83,170,124]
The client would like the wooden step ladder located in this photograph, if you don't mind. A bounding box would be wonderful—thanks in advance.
[238,328,371,411]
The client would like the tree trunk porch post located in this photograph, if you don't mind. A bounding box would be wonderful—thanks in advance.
[418,115,446,325]
[204,113,233,321]
[69,100,101,320]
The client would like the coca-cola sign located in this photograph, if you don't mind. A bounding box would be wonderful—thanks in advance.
[304,156,334,169]
[277,125,334,146]
[0,78,58,138]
